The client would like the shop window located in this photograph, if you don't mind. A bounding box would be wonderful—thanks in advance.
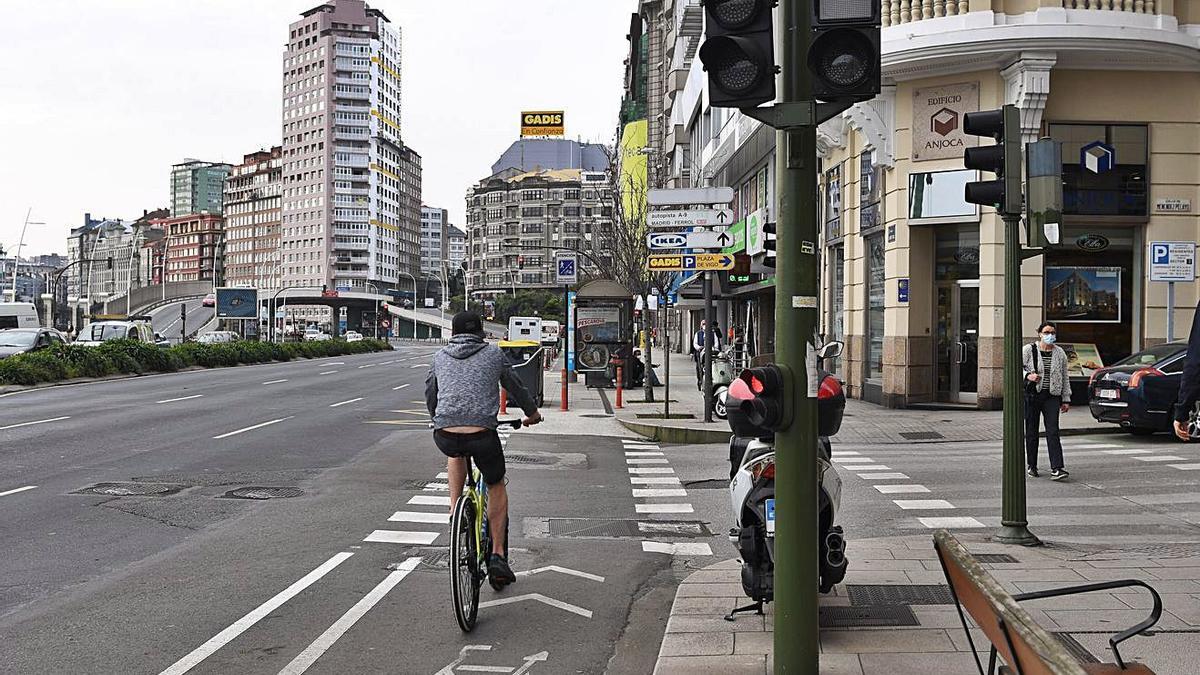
[908,169,979,225]
[860,151,883,236]
[824,164,842,241]
[865,236,885,381]
[1048,123,1148,218]
[828,245,845,377]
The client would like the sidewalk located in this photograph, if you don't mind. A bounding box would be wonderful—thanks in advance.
[654,534,1200,674]
[611,351,1119,445]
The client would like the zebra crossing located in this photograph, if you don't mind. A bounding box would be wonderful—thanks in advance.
[621,438,713,557]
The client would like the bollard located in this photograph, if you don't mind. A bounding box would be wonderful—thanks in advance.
[560,367,569,411]
[500,388,508,414]
[616,365,624,409]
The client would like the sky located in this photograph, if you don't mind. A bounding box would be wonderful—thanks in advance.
[0,0,633,258]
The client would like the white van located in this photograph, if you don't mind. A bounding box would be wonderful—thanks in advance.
[540,320,561,346]
[507,316,541,342]
[0,302,39,330]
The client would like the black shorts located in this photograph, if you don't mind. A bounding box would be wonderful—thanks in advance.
[434,429,505,486]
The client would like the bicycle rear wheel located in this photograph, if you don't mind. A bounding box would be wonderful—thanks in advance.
[449,494,480,632]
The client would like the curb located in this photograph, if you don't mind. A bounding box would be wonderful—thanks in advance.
[617,417,731,445]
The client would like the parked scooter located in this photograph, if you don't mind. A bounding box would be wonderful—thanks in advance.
[705,347,735,419]
[724,341,847,619]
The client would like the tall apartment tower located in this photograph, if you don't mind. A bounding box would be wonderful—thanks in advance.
[171,159,232,217]
[223,147,283,290]
[281,0,421,296]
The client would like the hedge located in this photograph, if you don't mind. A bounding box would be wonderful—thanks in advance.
[0,338,392,387]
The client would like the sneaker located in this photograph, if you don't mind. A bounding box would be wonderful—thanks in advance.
[487,554,516,590]
[1050,469,1069,481]
[1027,467,1039,478]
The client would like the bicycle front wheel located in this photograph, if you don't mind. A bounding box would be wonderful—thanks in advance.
[449,494,480,632]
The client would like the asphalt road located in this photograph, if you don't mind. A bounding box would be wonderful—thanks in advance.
[148,299,213,342]
[0,347,714,674]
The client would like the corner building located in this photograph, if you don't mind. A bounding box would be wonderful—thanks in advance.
[281,0,420,320]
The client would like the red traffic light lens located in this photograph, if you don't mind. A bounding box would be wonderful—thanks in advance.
[750,375,765,394]
[710,0,764,29]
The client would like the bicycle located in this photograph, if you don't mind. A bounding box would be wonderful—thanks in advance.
[449,419,519,632]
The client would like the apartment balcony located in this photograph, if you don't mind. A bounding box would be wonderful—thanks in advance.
[881,0,1199,74]
[333,86,370,101]
[334,155,370,169]
[334,128,369,142]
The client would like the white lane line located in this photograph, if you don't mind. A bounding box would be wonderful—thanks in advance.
[0,416,71,431]
[0,485,37,498]
[630,476,681,485]
[858,472,910,480]
[324,362,345,366]
[319,370,338,375]
[388,511,449,524]
[515,566,606,583]
[832,457,873,463]
[624,451,665,457]
[380,360,396,365]
[278,557,422,675]
[830,451,862,457]
[1063,443,1121,450]
[357,364,377,369]
[636,503,693,514]
[626,458,669,465]
[1168,464,1200,470]
[212,416,293,440]
[840,465,891,471]
[1102,449,1153,455]
[156,394,204,404]
[632,488,687,498]
[874,485,931,494]
[158,551,354,675]
[393,383,411,391]
[329,397,364,408]
[642,541,712,556]
[263,379,289,385]
[363,530,440,545]
[408,495,450,506]
[893,499,956,510]
[409,364,429,369]
[918,517,986,529]
[479,592,593,619]
[423,483,450,491]
[1135,455,1187,462]
[628,467,675,474]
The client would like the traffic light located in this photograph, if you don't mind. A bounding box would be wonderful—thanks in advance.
[698,0,777,109]
[762,222,777,268]
[808,0,881,103]
[737,365,792,431]
[963,105,1022,216]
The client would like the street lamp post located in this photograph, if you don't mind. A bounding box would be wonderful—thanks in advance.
[399,270,418,339]
[9,209,45,303]
[365,282,380,340]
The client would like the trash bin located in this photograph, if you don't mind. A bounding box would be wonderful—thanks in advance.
[498,339,545,407]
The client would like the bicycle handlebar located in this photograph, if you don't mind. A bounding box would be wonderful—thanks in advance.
[498,419,523,429]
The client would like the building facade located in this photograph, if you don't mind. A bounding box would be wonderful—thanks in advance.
[420,206,449,277]
[464,168,612,294]
[66,212,163,303]
[658,0,1200,410]
[171,159,232,217]
[152,213,224,284]
[446,225,466,271]
[280,0,421,307]
[223,147,283,289]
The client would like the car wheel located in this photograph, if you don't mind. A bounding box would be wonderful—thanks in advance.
[1129,427,1156,437]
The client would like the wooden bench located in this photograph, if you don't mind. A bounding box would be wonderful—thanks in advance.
[933,530,1162,674]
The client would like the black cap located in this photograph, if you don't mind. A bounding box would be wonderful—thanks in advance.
[452,311,485,337]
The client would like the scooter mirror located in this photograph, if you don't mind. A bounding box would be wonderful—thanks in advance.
[818,341,844,361]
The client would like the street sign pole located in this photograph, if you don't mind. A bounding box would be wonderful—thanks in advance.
[703,271,714,423]
[1168,282,1175,342]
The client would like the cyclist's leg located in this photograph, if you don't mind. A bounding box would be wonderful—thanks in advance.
[466,430,508,557]
[446,456,467,510]
[486,481,508,556]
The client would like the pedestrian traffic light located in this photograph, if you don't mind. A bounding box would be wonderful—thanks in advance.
[963,104,1022,216]
[737,364,792,431]
[808,0,881,103]
[698,0,777,109]
[762,222,777,268]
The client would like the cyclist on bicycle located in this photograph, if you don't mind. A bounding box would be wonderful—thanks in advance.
[425,311,541,588]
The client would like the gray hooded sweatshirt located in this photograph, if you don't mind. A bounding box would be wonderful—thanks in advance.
[425,334,538,430]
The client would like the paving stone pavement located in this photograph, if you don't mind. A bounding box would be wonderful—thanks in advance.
[653,534,1200,675]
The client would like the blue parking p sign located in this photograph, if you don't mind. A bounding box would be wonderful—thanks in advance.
[1149,241,1195,282]
[555,254,578,284]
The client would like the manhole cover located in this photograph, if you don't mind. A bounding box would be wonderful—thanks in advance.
[75,482,185,497]
[683,479,727,490]
[974,553,1019,564]
[546,518,710,539]
[393,549,451,572]
[899,431,944,440]
[506,453,554,465]
[820,605,919,628]
[400,479,446,490]
[847,584,954,607]
[1053,633,1099,663]
[224,486,304,500]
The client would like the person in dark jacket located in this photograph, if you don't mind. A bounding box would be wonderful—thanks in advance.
[426,311,541,587]
[1174,301,1200,441]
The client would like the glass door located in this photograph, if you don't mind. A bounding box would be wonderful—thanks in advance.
[935,281,979,403]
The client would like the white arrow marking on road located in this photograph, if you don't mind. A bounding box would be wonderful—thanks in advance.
[329,397,364,408]
[0,485,37,498]
[212,416,294,440]
[0,416,70,431]
[158,551,354,675]
[478,593,592,618]
[513,651,550,675]
[278,557,422,674]
[514,566,605,583]
[392,383,411,390]
[156,394,204,404]
[263,379,289,385]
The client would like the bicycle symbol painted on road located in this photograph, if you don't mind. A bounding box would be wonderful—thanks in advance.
[434,645,549,674]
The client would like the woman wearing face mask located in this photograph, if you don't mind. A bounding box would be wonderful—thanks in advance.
[1022,321,1070,481]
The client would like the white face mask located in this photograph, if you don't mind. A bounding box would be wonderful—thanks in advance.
[1041,334,1056,345]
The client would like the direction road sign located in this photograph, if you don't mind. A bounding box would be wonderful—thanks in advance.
[648,187,735,206]
[646,228,733,251]
[1149,241,1195,282]
[555,254,578,284]
[647,253,735,272]
[646,232,687,250]
[648,208,734,230]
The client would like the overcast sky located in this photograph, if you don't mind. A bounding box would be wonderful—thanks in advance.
[0,0,633,257]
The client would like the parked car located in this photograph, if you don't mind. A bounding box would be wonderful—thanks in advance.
[304,328,331,342]
[0,327,68,358]
[197,330,240,344]
[1088,341,1187,435]
[344,331,363,342]
[74,321,166,348]
[0,302,40,330]
[202,292,216,307]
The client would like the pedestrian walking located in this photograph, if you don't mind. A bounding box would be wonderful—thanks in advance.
[1023,321,1070,480]
[1173,298,1200,441]
[692,320,722,387]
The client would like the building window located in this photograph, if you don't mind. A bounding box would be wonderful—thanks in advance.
[865,235,885,383]
[1048,123,1148,218]
[522,190,545,201]
[824,164,842,241]
[907,169,978,225]
[859,151,882,235]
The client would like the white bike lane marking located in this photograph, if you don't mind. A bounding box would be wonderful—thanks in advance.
[0,485,38,498]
